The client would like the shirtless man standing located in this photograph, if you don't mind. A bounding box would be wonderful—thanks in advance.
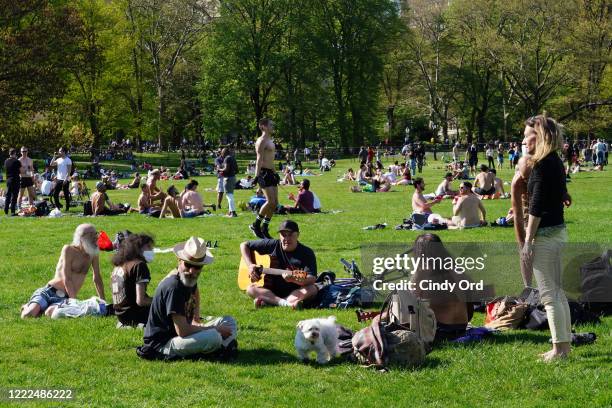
[18,146,36,205]
[473,165,496,197]
[21,224,106,318]
[250,118,280,239]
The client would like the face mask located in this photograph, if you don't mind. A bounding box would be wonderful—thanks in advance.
[143,250,155,263]
[522,144,529,157]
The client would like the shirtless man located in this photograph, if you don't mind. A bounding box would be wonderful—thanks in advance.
[490,169,505,198]
[160,185,183,218]
[180,180,213,217]
[147,169,166,206]
[473,165,496,197]
[412,178,441,214]
[250,118,280,239]
[21,224,106,318]
[18,146,36,205]
[450,182,487,227]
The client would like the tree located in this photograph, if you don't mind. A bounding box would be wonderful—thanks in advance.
[0,0,83,138]
[129,0,212,148]
[489,0,573,117]
[308,0,401,147]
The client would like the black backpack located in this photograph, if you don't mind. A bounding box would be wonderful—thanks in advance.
[83,200,93,216]
[579,250,612,315]
[34,200,50,217]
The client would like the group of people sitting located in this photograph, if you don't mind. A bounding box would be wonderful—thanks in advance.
[412,177,487,228]
[21,224,237,360]
[19,220,491,360]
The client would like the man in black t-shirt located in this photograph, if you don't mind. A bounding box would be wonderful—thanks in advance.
[4,148,21,216]
[140,237,237,359]
[240,220,318,308]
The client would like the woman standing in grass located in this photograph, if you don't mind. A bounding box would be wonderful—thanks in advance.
[521,113,572,362]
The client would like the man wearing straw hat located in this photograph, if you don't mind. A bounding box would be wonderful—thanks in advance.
[139,237,237,359]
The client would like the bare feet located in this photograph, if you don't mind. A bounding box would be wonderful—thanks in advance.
[539,349,570,362]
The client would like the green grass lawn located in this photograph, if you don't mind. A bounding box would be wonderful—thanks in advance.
[1,156,610,407]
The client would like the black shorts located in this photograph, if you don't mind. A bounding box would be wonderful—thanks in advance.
[20,177,34,188]
[474,186,496,195]
[264,275,300,298]
[469,158,478,167]
[257,168,280,188]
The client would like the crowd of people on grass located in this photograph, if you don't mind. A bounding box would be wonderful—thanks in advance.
[6,112,608,365]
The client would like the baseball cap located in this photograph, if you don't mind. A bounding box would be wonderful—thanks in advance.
[278,220,299,233]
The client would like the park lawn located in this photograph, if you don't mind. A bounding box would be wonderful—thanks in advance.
[0,156,610,407]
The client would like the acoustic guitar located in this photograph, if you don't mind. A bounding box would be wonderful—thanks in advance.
[237,251,308,290]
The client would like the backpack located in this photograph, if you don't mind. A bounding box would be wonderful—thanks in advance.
[317,281,375,309]
[34,200,50,217]
[382,290,437,349]
[83,200,93,216]
[579,250,612,315]
[351,290,435,369]
[484,296,529,330]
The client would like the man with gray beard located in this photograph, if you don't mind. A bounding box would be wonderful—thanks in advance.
[139,237,237,360]
[21,224,106,318]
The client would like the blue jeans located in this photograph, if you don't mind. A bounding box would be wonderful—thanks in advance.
[596,151,604,166]
[28,285,69,312]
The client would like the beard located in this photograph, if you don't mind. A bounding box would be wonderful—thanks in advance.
[179,270,198,287]
[81,238,100,257]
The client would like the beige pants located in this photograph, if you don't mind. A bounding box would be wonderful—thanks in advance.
[161,315,237,358]
[532,226,570,344]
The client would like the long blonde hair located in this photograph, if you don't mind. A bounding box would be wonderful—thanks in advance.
[525,113,563,164]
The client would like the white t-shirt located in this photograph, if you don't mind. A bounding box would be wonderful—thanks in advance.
[55,157,72,180]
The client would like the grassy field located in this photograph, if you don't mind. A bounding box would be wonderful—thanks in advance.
[0,155,610,407]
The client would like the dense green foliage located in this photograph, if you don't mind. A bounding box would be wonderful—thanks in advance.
[1,0,610,150]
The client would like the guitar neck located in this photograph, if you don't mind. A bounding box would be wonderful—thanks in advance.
[264,267,292,276]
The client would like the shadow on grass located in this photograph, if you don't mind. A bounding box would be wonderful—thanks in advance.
[438,330,551,349]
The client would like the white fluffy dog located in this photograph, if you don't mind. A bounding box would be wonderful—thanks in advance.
[294,316,338,364]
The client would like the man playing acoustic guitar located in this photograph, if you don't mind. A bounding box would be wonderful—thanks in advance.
[240,220,318,308]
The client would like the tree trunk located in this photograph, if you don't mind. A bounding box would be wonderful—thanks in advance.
[157,84,165,149]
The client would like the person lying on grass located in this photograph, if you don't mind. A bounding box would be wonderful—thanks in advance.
[21,224,106,318]
[138,236,237,359]
[240,220,318,309]
[111,233,155,328]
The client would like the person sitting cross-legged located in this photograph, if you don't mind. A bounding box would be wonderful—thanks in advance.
[240,220,318,309]
[138,237,237,360]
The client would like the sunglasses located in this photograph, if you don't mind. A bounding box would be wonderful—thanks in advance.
[184,262,203,270]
